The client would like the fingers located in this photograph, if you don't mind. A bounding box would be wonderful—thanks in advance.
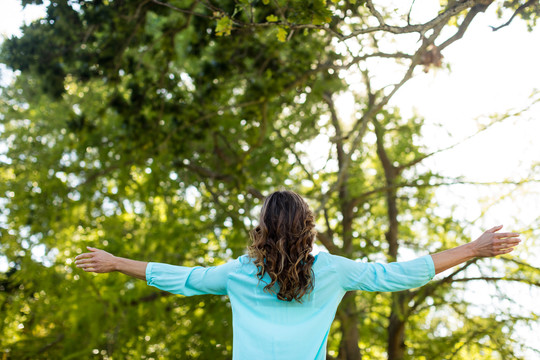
[495,237,521,247]
[487,225,504,233]
[495,247,515,255]
[75,259,93,265]
[494,244,519,252]
[75,259,95,267]
[74,248,104,273]
[493,237,521,255]
[75,253,94,260]
[76,262,96,271]
[74,248,105,273]
[494,232,520,239]
[75,247,100,261]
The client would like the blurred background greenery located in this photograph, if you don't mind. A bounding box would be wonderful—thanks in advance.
[1,0,539,359]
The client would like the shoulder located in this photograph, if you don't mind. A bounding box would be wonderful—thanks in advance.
[234,254,258,275]
[312,251,348,273]
[314,251,368,273]
[314,251,354,264]
[237,254,254,266]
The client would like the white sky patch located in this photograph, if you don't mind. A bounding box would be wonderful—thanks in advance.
[295,132,336,173]
[0,0,48,38]
[185,185,200,207]
[0,0,48,86]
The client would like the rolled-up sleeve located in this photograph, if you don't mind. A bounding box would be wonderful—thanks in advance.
[146,260,238,296]
[332,254,435,292]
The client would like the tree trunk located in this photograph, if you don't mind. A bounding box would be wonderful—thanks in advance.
[373,119,409,360]
[385,187,399,260]
[387,292,407,360]
[337,292,362,360]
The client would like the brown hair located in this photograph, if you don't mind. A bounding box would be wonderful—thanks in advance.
[248,190,316,302]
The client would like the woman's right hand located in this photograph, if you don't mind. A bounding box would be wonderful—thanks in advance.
[75,246,118,273]
[470,225,521,257]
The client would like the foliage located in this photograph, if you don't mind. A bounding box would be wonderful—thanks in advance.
[1,0,539,359]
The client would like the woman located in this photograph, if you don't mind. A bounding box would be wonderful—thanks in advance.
[75,190,521,359]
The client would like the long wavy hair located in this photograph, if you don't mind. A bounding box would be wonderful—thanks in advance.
[248,190,316,302]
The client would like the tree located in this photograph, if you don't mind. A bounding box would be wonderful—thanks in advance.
[1,0,539,359]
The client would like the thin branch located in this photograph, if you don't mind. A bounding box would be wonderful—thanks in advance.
[350,177,540,209]
[317,231,341,255]
[321,37,434,214]
[179,162,235,182]
[372,118,394,177]
[274,121,338,253]
[394,96,540,172]
[342,0,476,40]
[365,0,385,25]
[490,0,538,31]
[241,101,268,161]
[205,184,250,235]
[271,0,289,25]
[409,258,480,312]
[275,128,315,183]
[502,257,540,272]
[407,0,417,26]
[438,3,487,51]
[247,187,264,200]
[151,0,477,43]
[451,276,540,286]
[151,0,213,19]
[322,207,335,245]
[132,0,152,21]
[323,92,346,171]
[36,333,65,355]
[446,326,490,360]
[395,116,491,172]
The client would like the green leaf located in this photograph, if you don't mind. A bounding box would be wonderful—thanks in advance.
[266,14,279,23]
[215,16,233,36]
[277,27,288,42]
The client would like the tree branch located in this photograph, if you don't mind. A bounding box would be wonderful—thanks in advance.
[323,92,346,175]
[151,0,478,44]
[451,276,540,286]
[317,231,341,255]
[409,258,480,312]
[349,175,540,212]
[151,0,213,19]
[275,127,315,183]
[342,0,476,40]
[178,162,235,182]
[392,95,540,173]
[490,0,538,31]
[438,3,488,51]
[365,0,385,26]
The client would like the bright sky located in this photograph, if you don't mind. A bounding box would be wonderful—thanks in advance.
[1,0,539,358]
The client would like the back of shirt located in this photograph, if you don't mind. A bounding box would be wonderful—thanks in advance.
[227,252,346,360]
[146,251,435,360]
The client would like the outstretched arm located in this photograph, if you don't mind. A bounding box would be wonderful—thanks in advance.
[430,225,521,275]
[75,247,236,296]
[333,224,522,293]
[75,247,148,280]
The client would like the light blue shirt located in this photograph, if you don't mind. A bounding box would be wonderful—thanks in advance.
[146,252,435,359]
